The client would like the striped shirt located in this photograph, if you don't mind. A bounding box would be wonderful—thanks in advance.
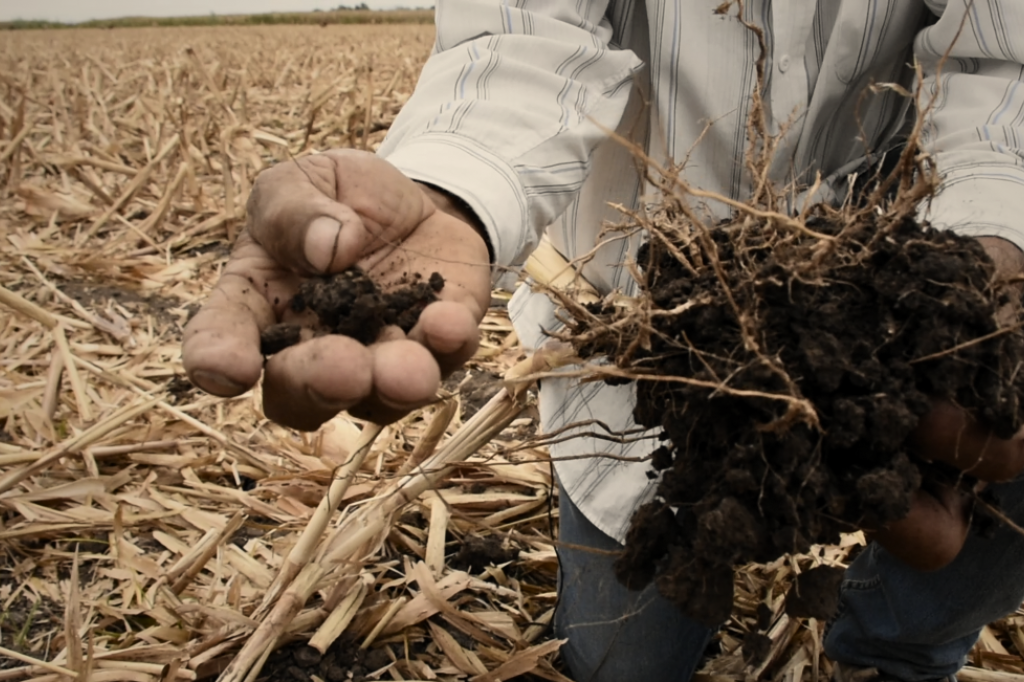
[379,0,1024,543]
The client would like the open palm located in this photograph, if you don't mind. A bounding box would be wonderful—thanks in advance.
[182,150,491,429]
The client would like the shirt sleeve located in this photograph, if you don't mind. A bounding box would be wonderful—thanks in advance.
[916,0,1024,252]
[376,0,644,274]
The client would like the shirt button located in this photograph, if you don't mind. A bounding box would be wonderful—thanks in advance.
[778,54,792,73]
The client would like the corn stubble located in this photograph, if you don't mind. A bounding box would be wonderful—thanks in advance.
[0,24,564,682]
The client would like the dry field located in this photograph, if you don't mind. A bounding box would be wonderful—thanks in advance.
[1,9,434,30]
[2,22,1024,682]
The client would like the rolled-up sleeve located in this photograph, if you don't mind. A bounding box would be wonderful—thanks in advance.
[916,0,1024,252]
[377,0,643,273]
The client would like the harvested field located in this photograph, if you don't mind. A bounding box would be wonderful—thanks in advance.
[1,9,435,31]
[2,21,1024,682]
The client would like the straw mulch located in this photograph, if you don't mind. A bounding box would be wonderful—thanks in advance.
[2,22,1024,682]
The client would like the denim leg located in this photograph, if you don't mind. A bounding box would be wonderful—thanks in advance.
[555,486,715,682]
[825,477,1024,681]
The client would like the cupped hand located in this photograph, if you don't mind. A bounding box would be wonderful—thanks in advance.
[182,150,492,429]
[871,236,1024,571]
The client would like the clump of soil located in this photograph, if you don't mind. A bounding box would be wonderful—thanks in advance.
[451,535,518,572]
[165,375,198,403]
[260,267,444,354]
[561,185,1024,626]
[785,565,845,619]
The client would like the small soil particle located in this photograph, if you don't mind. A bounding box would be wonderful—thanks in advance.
[785,565,846,619]
[165,375,197,403]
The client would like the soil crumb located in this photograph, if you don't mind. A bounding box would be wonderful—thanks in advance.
[785,565,846,619]
[260,267,444,353]
[259,323,302,356]
[165,375,198,403]
[451,535,517,572]
[742,631,773,666]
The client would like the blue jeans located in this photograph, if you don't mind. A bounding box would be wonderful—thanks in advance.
[554,485,713,682]
[824,477,1024,680]
[555,478,1024,682]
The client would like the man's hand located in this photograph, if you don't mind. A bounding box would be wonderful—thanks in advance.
[182,150,492,429]
[872,236,1024,571]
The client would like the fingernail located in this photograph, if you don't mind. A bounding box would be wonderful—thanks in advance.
[305,216,342,273]
[192,370,247,396]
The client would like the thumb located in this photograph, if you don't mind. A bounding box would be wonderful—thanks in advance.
[303,215,357,273]
[296,204,428,275]
[912,400,1024,481]
[246,169,369,275]
[245,152,437,276]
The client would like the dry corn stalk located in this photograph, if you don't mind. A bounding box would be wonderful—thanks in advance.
[252,422,385,620]
[218,384,535,681]
[524,235,601,306]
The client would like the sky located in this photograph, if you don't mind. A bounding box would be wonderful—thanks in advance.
[1,0,429,23]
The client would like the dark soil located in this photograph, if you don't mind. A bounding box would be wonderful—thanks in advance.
[260,267,444,354]
[165,374,198,403]
[444,369,503,420]
[254,630,554,682]
[260,323,303,355]
[258,640,393,682]
[742,631,772,666]
[61,280,185,329]
[567,209,1024,627]
[785,565,845,619]
[451,535,518,572]
[0,591,64,669]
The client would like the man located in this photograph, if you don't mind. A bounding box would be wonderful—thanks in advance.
[182,2,1024,681]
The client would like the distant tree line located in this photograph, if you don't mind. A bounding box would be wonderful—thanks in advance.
[2,8,434,30]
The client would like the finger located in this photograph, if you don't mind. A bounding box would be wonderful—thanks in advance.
[376,325,408,344]
[247,162,367,275]
[977,237,1024,325]
[870,484,971,571]
[407,301,481,377]
[346,303,478,425]
[978,236,1024,283]
[247,152,434,275]
[347,340,443,425]
[912,400,1024,481]
[183,237,276,397]
[372,340,442,410]
[262,335,374,431]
